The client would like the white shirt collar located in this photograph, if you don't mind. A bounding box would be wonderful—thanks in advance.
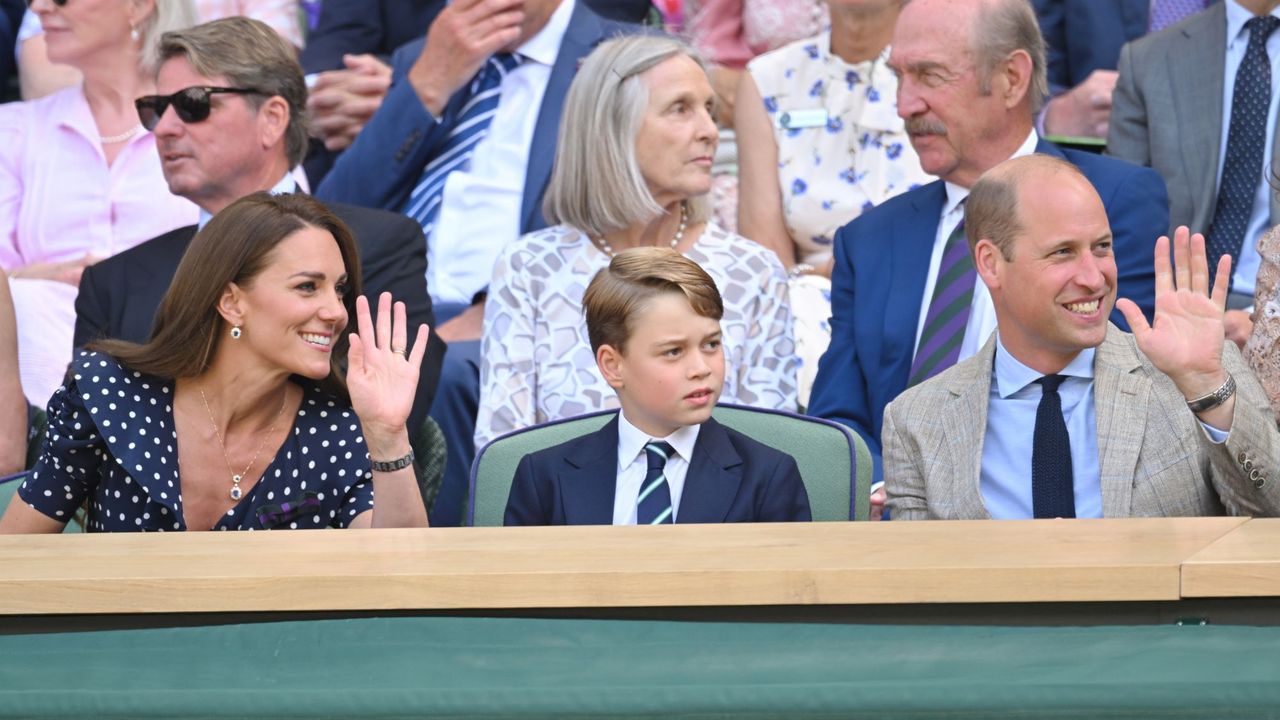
[197,173,297,229]
[616,409,702,471]
[943,129,1040,214]
[1226,0,1280,47]
[516,0,575,67]
[993,331,1095,399]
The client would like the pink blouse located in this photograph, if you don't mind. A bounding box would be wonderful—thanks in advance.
[687,0,827,69]
[0,84,198,270]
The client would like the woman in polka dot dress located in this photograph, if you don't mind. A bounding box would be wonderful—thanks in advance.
[0,193,430,532]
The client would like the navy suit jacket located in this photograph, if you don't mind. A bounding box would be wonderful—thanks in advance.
[300,0,444,73]
[73,202,444,435]
[806,139,1169,483]
[316,3,635,234]
[1035,0,1148,94]
[504,416,812,525]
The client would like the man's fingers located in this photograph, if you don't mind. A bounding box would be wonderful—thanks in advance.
[1172,226,1191,291]
[1211,253,1232,311]
[1153,234,1173,296]
[1115,298,1151,338]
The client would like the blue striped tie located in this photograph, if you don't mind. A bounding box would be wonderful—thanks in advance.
[908,217,974,386]
[401,53,524,235]
[637,441,675,525]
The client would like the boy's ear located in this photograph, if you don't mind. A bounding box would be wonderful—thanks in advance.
[596,343,625,390]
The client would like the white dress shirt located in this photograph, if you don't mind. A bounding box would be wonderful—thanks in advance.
[427,0,575,305]
[913,130,1039,362]
[1216,0,1280,295]
[612,410,701,526]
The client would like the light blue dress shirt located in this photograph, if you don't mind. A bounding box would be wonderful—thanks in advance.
[981,336,1103,519]
[1217,0,1280,295]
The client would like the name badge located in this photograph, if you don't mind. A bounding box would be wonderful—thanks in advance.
[777,108,828,130]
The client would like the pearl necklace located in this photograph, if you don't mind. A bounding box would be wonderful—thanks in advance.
[593,201,689,257]
[99,124,143,145]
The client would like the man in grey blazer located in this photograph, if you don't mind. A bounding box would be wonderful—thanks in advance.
[1107,0,1280,327]
[884,155,1280,521]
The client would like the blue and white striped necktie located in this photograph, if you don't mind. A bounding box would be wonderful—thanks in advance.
[401,52,524,236]
[637,441,676,525]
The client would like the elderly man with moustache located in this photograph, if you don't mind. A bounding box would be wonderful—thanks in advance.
[883,154,1280,520]
[806,0,1170,516]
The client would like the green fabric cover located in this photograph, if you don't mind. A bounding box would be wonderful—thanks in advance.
[470,407,869,526]
[2,617,1279,718]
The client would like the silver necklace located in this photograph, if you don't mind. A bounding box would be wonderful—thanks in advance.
[99,124,143,145]
[593,201,689,257]
[199,386,288,501]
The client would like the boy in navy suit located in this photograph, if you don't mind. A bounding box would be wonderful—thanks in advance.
[504,248,811,526]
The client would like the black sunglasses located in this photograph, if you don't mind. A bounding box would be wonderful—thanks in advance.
[134,86,261,131]
[26,0,68,6]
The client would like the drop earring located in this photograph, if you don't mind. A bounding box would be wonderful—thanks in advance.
[230,325,242,339]
[130,25,139,42]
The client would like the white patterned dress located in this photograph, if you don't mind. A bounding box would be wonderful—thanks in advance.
[747,34,933,405]
[476,223,798,449]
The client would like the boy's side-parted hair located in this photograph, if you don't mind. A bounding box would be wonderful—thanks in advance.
[583,247,724,354]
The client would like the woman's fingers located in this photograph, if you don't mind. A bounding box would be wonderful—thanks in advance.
[391,300,408,359]
[375,291,393,352]
[407,324,430,367]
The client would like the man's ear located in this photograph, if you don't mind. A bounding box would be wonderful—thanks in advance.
[217,282,246,328]
[596,344,625,390]
[973,238,1004,291]
[258,96,291,151]
[1001,49,1033,109]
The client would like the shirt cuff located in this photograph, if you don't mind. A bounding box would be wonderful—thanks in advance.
[1198,421,1230,444]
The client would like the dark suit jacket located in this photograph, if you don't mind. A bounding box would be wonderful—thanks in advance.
[301,0,444,73]
[806,139,1169,484]
[315,2,636,234]
[73,201,444,433]
[1035,0,1149,95]
[504,416,812,525]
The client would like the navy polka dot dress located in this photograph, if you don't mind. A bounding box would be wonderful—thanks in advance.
[19,352,376,531]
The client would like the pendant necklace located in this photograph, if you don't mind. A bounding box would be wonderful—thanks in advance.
[200,386,288,500]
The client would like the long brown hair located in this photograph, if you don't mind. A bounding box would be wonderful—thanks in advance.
[91,193,363,398]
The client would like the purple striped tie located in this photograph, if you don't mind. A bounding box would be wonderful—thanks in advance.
[908,218,974,387]
[1149,0,1208,33]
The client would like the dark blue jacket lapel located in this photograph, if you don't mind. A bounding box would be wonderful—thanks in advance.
[558,416,620,525]
[677,418,744,524]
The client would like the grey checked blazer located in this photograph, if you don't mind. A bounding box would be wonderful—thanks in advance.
[883,325,1280,520]
[1107,2,1280,237]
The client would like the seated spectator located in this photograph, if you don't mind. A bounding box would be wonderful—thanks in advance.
[736,0,931,406]
[682,0,829,231]
[884,155,1280,520]
[2,0,199,408]
[16,0,304,100]
[505,247,810,526]
[0,193,430,533]
[0,278,24,476]
[476,34,796,458]
[1033,0,1210,139]
[1244,225,1280,419]
[74,16,443,436]
[316,0,639,527]
[1108,0,1277,347]
[806,0,1167,502]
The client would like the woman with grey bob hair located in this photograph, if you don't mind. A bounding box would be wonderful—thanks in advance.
[475,34,799,451]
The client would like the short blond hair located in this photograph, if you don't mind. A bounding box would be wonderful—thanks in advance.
[543,35,712,238]
[583,247,723,354]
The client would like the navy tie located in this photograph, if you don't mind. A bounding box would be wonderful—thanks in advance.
[637,441,675,525]
[1032,375,1075,519]
[1206,15,1280,282]
[401,53,524,236]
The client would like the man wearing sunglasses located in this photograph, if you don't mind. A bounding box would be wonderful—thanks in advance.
[72,17,445,435]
